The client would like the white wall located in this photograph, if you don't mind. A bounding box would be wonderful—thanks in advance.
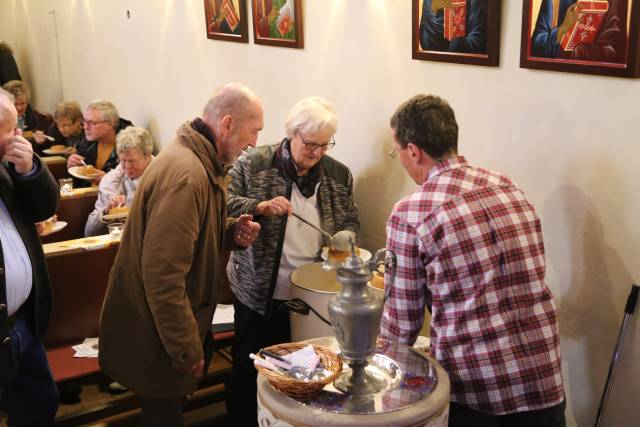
[2,1,639,425]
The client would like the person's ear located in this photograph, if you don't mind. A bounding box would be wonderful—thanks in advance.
[407,142,421,160]
[220,115,234,139]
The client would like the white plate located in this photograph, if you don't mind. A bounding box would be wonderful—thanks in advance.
[38,221,67,237]
[68,166,100,181]
[43,147,73,156]
[102,211,129,221]
[321,247,371,263]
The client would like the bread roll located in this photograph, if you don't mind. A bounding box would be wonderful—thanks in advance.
[41,216,58,233]
[79,165,98,176]
[108,206,129,215]
[50,144,66,152]
[370,271,384,289]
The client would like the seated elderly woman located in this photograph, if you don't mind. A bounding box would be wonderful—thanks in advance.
[84,126,154,236]
[224,96,360,425]
[34,101,85,151]
[2,80,52,151]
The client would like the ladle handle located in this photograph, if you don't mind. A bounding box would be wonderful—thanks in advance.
[291,212,333,240]
[372,248,397,302]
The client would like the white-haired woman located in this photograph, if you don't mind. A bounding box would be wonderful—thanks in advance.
[225,96,360,425]
[85,126,154,236]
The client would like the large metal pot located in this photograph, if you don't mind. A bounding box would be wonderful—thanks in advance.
[289,262,431,341]
[289,262,340,341]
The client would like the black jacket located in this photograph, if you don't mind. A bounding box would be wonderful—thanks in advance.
[0,46,21,86]
[73,117,133,187]
[0,157,59,385]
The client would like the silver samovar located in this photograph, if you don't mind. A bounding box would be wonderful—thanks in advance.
[327,243,396,395]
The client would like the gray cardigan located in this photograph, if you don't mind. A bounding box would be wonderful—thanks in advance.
[226,143,359,316]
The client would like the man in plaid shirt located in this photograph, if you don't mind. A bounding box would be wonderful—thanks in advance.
[380,95,565,426]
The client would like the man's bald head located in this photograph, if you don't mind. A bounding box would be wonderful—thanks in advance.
[201,83,264,166]
[202,82,261,130]
[0,88,18,155]
[0,88,17,124]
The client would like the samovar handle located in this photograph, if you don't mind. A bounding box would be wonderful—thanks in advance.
[371,248,397,302]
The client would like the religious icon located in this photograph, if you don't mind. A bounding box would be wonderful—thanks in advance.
[251,0,304,48]
[412,0,502,66]
[520,0,640,78]
[204,0,248,43]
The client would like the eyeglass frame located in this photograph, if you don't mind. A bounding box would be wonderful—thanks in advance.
[298,133,336,152]
[82,118,110,128]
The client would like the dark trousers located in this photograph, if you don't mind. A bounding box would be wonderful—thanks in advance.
[225,299,290,427]
[449,400,566,427]
[139,397,184,427]
[0,315,59,426]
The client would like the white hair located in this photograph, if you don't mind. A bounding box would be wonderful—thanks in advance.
[86,99,120,128]
[116,126,154,156]
[285,96,337,139]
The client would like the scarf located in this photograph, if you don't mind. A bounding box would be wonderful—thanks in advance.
[190,117,217,149]
[275,138,323,198]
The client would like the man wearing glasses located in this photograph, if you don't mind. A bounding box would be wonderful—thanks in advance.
[225,96,360,426]
[381,94,565,426]
[66,99,133,185]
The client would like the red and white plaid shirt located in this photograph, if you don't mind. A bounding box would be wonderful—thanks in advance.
[381,156,564,415]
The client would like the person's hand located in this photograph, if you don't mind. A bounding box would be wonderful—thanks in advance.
[4,129,34,175]
[67,153,85,168]
[34,130,47,145]
[558,3,583,42]
[255,196,292,217]
[234,214,261,247]
[185,358,205,378]
[105,194,125,213]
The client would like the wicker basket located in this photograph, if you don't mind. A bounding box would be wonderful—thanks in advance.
[255,343,342,398]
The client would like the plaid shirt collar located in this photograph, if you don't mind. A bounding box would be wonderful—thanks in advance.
[426,155,469,183]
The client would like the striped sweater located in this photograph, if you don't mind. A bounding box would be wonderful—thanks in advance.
[227,143,360,316]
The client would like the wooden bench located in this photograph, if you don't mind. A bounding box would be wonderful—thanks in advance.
[42,155,70,181]
[41,188,98,244]
[42,238,235,378]
[44,242,118,348]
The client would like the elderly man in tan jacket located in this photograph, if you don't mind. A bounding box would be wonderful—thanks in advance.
[99,83,263,426]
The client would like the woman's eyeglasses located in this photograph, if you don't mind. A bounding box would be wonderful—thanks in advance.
[299,134,336,152]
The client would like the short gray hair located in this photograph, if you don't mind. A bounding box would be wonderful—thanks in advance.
[2,80,29,101]
[202,82,259,125]
[86,99,119,128]
[285,96,337,139]
[54,101,83,122]
[115,126,154,156]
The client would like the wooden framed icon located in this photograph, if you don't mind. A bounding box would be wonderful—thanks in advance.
[251,0,304,49]
[204,0,249,43]
[520,0,640,78]
[412,0,502,67]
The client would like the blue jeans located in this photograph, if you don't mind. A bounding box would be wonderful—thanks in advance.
[0,315,59,426]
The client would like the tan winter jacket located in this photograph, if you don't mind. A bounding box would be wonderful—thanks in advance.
[99,122,237,398]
